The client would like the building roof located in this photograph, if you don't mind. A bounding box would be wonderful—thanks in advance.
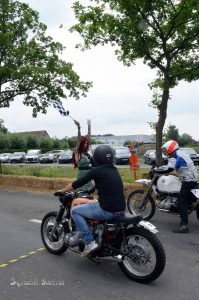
[14,130,50,138]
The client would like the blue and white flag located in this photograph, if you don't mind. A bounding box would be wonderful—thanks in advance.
[52,101,69,116]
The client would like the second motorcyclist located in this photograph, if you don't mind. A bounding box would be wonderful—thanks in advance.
[155,140,198,233]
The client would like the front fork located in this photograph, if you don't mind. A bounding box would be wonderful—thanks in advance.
[50,205,67,240]
[138,188,152,209]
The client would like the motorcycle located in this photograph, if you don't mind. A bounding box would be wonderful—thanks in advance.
[41,188,166,284]
[127,165,199,221]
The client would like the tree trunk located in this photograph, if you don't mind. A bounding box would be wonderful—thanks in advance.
[155,80,170,166]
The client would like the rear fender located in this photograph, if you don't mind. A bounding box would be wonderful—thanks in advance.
[139,220,158,234]
[191,189,199,199]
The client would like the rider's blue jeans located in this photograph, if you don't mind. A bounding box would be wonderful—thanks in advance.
[71,202,124,245]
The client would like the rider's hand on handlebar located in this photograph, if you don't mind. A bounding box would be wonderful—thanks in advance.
[54,190,64,196]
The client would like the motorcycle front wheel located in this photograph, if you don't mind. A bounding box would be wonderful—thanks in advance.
[127,190,156,220]
[118,227,166,283]
[41,211,68,255]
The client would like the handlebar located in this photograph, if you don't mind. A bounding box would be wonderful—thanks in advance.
[54,186,96,198]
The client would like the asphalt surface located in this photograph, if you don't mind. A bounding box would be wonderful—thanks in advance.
[0,189,199,300]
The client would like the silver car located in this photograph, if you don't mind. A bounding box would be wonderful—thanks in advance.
[0,153,12,163]
[180,148,199,165]
[143,150,168,165]
[25,149,42,163]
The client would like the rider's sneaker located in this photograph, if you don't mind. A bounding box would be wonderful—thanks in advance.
[172,224,189,233]
[81,241,99,257]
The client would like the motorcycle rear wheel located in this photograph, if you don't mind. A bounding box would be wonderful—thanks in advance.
[41,211,68,255]
[127,190,156,220]
[118,227,166,283]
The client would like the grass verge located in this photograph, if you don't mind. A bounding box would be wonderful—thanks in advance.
[1,164,149,184]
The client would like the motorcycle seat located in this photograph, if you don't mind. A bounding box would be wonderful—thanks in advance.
[86,214,142,225]
[108,214,142,225]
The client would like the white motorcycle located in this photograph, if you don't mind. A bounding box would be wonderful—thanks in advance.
[127,166,199,221]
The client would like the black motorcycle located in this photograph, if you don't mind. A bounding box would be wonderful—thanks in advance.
[41,189,166,283]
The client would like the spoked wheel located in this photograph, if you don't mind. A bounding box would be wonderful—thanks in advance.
[41,211,68,255]
[118,227,166,283]
[127,190,156,220]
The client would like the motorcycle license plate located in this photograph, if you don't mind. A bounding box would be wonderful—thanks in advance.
[139,220,158,234]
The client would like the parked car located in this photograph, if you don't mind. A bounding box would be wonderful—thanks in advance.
[58,150,73,164]
[25,149,42,163]
[10,152,26,163]
[48,150,64,161]
[39,152,56,164]
[0,153,12,163]
[143,150,168,165]
[113,147,130,165]
[180,148,199,165]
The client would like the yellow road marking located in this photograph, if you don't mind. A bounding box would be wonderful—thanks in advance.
[8,259,18,263]
[18,255,28,259]
[0,264,8,268]
[0,248,45,269]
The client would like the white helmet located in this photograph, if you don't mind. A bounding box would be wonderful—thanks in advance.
[161,140,179,155]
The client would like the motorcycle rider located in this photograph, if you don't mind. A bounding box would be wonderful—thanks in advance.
[57,145,126,256]
[155,140,198,233]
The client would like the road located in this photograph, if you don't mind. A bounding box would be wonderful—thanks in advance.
[0,189,199,300]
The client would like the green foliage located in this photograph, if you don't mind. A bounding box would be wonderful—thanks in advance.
[71,0,199,165]
[40,137,53,153]
[163,124,180,142]
[179,133,196,147]
[0,119,8,133]
[60,137,69,149]
[0,0,92,115]
[123,140,132,146]
[0,132,10,149]
[26,135,40,149]
[9,134,26,150]
[52,138,62,149]
[67,137,76,149]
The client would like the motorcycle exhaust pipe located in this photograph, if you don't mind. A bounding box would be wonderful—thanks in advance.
[96,255,123,263]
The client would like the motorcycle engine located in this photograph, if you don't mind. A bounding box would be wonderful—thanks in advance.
[159,195,178,210]
[64,231,83,247]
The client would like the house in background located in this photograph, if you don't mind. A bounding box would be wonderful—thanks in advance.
[94,134,155,147]
[14,130,50,138]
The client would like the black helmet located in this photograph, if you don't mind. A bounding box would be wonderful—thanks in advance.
[93,145,114,166]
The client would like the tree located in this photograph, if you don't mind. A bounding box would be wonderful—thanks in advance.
[26,135,39,149]
[40,137,53,152]
[0,0,92,116]
[52,138,62,149]
[179,133,195,146]
[0,132,10,149]
[71,0,199,165]
[10,134,26,149]
[163,124,180,142]
[0,119,8,133]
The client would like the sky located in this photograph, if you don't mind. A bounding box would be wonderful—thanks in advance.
[0,0,198,140]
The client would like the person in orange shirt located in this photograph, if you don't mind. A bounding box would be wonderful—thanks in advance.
[129,141,143,180]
